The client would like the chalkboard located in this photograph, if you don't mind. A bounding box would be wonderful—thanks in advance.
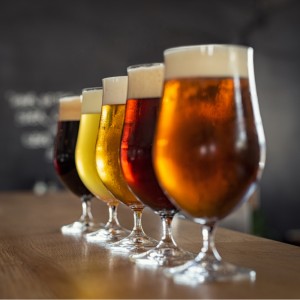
[0,90,68,191]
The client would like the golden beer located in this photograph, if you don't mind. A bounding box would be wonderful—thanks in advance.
[75,88,118,206]
[96,77,143,209]
[98,76,157,252]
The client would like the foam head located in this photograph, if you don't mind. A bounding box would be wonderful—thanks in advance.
[127,63,164,99]
[102,76,128,105]
[81,87,103,114]
[164,44,252,79]
[59,96,81,121]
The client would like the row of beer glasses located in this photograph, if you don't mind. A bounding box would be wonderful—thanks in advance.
[53,44,266,284]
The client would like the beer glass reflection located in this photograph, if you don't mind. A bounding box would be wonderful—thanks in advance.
[121,63,194,266]
[96,76,157,253]
[75,88,129,243]
[154,45,266,283]
[53,96,97,235]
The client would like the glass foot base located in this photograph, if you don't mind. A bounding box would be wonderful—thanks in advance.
[85,226,131,243]
[165,258,256,285]
[108,233,158,254]
[131,246,195,267]
[61,220,102,235]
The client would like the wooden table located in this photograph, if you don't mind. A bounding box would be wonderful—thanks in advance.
[0,191,299,299]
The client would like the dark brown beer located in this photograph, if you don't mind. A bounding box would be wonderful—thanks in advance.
[53,120,91,198]
[154,77,261,220]
[121,97,178,213]
[53,96,92,199]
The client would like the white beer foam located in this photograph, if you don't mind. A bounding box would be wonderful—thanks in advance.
[81,88,103,114]
[164,45,251,79]
[59,96,81,121]
[102,76,128,105]
[127,63,164,99]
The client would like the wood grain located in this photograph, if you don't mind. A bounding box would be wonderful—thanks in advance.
[0,191,299,298]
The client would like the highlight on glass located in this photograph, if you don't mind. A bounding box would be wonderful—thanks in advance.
[153,44,266,283]
[75,87,129,243]
[53,95,98,235]
[121,63,194,266]
[95,76,157,254]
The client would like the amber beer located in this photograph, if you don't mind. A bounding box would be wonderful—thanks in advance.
[154,46,264,220]
[96,76,143,209]
[121,64,177,213]
[53,96,92,198]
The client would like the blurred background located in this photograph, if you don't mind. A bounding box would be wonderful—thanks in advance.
[0,0,299,244]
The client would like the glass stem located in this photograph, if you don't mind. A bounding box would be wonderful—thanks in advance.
[159,215,177,248]
[106,204,120,227]
[131,208,146,236]
[198,223,221,262]
[80,195,93,223]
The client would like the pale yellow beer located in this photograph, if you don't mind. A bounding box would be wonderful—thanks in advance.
[75,88,118,206]
[96,77,143,209]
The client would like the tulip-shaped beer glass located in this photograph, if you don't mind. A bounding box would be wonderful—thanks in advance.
[96,76,157,253]
[121,63,194,266]
[75,88,129,243]
[53,96,97,235]
[153,45,266,283]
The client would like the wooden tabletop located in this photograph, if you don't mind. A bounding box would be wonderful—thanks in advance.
[0,191,299,299]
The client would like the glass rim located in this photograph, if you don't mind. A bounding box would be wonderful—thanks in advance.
[102,75,128,82]
[164,44,253,55]
[59,95,80,102]
[82,87,102,92]
[127,62,163,71]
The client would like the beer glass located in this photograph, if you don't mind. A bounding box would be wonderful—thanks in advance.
[153,45,266,283]
[96,76,157,254]
[75,87,129,243]
[121,63,194,266]
[53,96,98,235]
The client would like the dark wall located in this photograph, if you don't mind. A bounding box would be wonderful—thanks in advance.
[1,0,299,242]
